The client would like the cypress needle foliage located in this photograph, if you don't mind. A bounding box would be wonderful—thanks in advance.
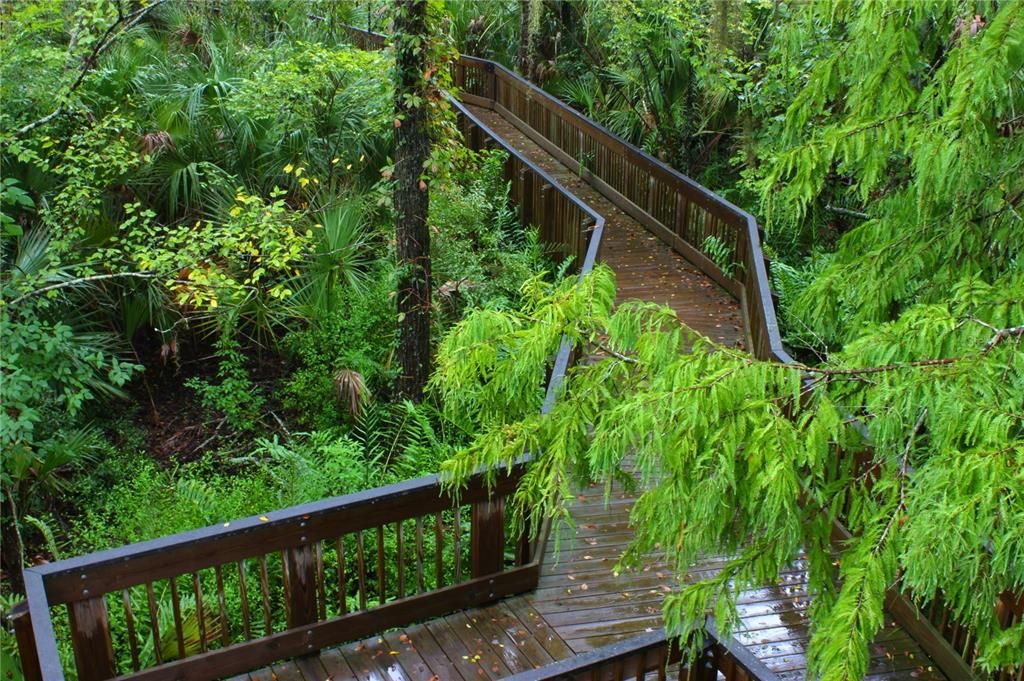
[759,0,1024,349]
[434,265,1023,680]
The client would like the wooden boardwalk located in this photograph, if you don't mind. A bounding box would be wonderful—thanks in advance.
[247,479,945,681]
[241,106,947,681]
[468,106,745,349]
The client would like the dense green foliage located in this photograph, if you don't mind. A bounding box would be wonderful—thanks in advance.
[0,5,547,676]
[430,1,1024,679]
[437,264,1023,680]
[2,0,1022,679]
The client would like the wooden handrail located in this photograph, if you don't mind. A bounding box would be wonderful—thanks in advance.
[19,464,540,681]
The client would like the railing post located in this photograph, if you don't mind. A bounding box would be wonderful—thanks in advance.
[470,496,505,577]
[487,62,497,102]
[675,193,689,242]
[520,169,534,228]
[7,601,43,681]
[455,61,465,90]
[514,516,532,566]
[68,597,117,681]
[540,183,554,247]
[284,543,320,633]
[696,644,718,681]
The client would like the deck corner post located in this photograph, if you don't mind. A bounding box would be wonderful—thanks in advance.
[8,601,43,681]
[470,496,505,579]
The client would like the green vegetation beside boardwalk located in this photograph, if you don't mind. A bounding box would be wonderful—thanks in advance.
[0,5,548,675]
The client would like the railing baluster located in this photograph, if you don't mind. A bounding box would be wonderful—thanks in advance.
[415,516,426,593]
[236,561,251,640]
[145,582,163,665]
[315,542,327,620]
[335,537,348,614]
[612,657,625,681]
[633,649,646,681]
[214,565,230,647]
[280,551,291,626]
[121,589,140,671]
[169,577,186,659]
[656,642,668,681]
[453,505,462,583]
[435,511,444,588]
[376,525,387,602]
[192,572,207,653]
[257,555,272,634]
[356,530,368,610]
[396,521,406,599]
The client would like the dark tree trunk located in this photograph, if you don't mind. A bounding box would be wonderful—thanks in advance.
[394,0,432,401]
[516,0,539,82]
[516,0,532,76]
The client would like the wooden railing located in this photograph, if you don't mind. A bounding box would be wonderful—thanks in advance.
[500,626,780,681]
[452,57,792,363]
[11,465,542,681]
[916,590,1024,681]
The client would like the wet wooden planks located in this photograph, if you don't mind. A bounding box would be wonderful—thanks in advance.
[236,600,571,681]
[465,105,745,350]
[519,479,947,680]
[249,478,945,681]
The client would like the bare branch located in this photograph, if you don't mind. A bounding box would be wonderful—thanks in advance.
[5,272,162,307]
[983,325,1024,353]
[14,0,169,138]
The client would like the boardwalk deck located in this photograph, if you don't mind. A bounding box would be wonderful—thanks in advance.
[467,106,745,349]
[251,479,945,681]
[250,105,947,681]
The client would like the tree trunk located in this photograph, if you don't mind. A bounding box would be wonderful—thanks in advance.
[516,0,541,82]
[394,0,432,401]
[516,0,532,77]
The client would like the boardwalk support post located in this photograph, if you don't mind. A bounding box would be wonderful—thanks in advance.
[8,602,43,681]
[68,597,117,681]
[470,497,505,579]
